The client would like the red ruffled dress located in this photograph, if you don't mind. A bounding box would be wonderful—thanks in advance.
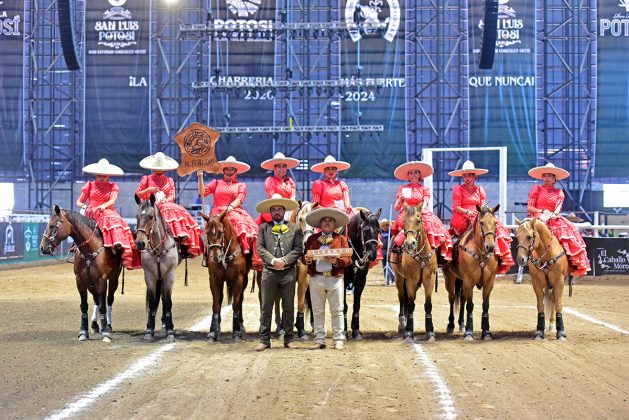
[527,185,591,276]
[393,183,452,261]
[312,178,357,217]
[204,178,262,267]
[451,184,514,274]
[256,175,296,224]
[136,173,204,258]
[79,181,141,269]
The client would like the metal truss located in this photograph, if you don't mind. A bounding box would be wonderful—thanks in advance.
[536,0,596,214]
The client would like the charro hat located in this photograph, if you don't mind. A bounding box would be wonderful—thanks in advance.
[379,218,390,227]
[139,152,179,172]
[255,193,299,213]
[448,160,489,177]
[261,152,300,171]
[528,163,570,180]
[393,161,433,180]
[82,158,124,176]
[219,156,250,174]
[310,155,351,173]
[305,207,350,228]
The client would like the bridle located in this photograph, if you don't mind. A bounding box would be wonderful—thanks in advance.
[517,220,565,274]
[43,213,103,266]
[348,219,379,272]
[459,211,496,270]
[403,216,435,268]
[205,216,239,269]
[136,207,175,261]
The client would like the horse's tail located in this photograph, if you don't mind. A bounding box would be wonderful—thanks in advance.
[454,278,463,316]
[544,286,555,328]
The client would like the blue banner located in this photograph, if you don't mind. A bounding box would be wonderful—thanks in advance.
[85,0,150,172]
[468,0,536,176]
[596,0,629,178]
[0,0,24,171]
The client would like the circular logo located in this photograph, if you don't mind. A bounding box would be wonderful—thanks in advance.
[184,129,212,157]
[108,0,127,7]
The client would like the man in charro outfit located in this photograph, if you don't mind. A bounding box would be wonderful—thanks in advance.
[254,194,303,351]
[302,208,352,350]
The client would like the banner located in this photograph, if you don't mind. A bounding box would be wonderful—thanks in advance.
[590,238,629,276]
[595,0,629,178]
[0,222,24,261]
[23,223,40,261]
[85,0,150,172]
[0,0,24,171]
[468,0,536,176]
[341,0,406,178]
[207,0,275,176]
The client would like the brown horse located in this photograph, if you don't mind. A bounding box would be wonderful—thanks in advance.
[203,211,250,341]
[515,217,570,340]
[39,205,122,342]
[443,204,499,340]
[391,203,437,341]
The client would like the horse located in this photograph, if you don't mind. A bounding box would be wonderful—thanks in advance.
[515,217,570,340]
[39,205,122,342]
[202,211,250,341]
[134,194,181,341]
[442,204,500,340]
[390,203,437,341]
[294,200,317,338]
[343,208,382,339]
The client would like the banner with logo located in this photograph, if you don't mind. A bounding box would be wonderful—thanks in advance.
[85,0,150,172]
[207,0,275,176]
[22,223,40,261]
[468,0,536,176]
[595,0,629,178]
[0,0,24,171]
[0,222,24,261]
[341,0,406,178]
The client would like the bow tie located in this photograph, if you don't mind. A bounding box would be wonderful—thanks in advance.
[272,224,288,235]
[318,234,333,245]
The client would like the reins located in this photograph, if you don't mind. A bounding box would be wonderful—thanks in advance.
[205,216,240,270]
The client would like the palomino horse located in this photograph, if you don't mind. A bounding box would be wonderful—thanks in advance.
[391,203,437,341]
[40,205,122,342]
[443,204,499,340]
[134,194,181,341]
[343,208,382,339]
[515,217,570,340]
[203,211,250,341]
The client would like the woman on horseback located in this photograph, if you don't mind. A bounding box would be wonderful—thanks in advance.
[199,155,263,269]
[391,161,452,261]
[449,160,514,274]
[256,152,300,225]
[527,163,591,276]
[76,158,141,269]
[311,155,356,217]
[135,152,204,258]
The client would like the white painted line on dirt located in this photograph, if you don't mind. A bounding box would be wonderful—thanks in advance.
[564,307,629,335]
[46,306,232,420]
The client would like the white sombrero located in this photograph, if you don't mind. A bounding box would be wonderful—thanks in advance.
[219,156,250,174]
[260,152,300,171]
[310,155,351,173]
[305,207,350,228]
[448,160,489,177]
[82,158,124,176]
[139,152,179,172]
[255,193,299,213]
[528,163,570,180]
[393,161,433,180]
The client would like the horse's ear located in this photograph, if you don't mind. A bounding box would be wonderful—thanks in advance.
[375,208,382,219]
[54,205,61,215]
[492,204,500,214]
[476,204,482,212]
[202,213,210,222]
[134,194,141,205]
[359,209,367,221]
[404,203,409,212]
[416,202,423,213]
[312,201,319,209]
[515,217,523,226]
[149,194,156,206]
[298,200,303,210]
[219,210,227,222]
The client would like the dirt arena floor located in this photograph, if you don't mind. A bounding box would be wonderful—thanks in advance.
[0,260,627,419]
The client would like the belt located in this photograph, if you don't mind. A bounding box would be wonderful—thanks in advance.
[316,271,337,277]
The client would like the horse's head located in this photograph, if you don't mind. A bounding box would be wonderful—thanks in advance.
[403,203,425,251]
[475,204,499,253]
[40,205,72,254]
[203,212,227,263]
[515,217,537,267]
[355,208,382,262]
[296,201,317,242]
[134,193,159,251]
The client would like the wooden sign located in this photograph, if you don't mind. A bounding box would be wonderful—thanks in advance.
[306,248,353,260]
[174,123,221,176]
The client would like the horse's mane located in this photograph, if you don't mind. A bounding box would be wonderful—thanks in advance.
[63,208,98,231]
[348,210,380,239]
[138,199,172,236]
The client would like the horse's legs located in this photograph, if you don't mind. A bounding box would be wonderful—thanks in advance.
[295,266,309,338]
[97,284,111,341]
[343,269,353,336]
[350,272,367,339]
[443,267,456,335]
[106,274,119,331]
[531,273,546,340]
[208,273,224,341]
[551,273,566,340]
[462,283,474,340]
[78,281,89,341]
[161,271,176,340]
[90,295,100,333]
[145,279,160,340]
[395,276,407,334]
[457,279,465,332]
[481,277,495,340]
[423,271,436,341]
[404,278,418,339]
[231,274,245,340]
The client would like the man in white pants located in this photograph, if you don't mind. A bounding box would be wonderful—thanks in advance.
[302,208,352,350]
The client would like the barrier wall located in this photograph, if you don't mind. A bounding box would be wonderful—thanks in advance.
[0,222,72,265]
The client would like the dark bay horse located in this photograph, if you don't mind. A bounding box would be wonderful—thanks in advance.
[391,203,437,341]
[443,204,499,340]
[515,217,570,340]
[135,194,181,341]
[40,205,121,342]
[203,211,250,341]
[343,208,381,339]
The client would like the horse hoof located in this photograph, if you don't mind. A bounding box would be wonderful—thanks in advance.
[78,332,89,341]
[533,332,544,340]
[101,335,111,343]
[404,336,415,344]
[91,321,99,334]
[144,333,154,341]
[353,332,363,340]
[299,334,310,341]
[482,332,493,341]
[446,326,454,335]
[107,324,112,332]
[458,325,465,333]
[207,332,218,342]
[426,333,436,343]
[557,331,567,341]
[161,324,167,333]
[463,334,474,341]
